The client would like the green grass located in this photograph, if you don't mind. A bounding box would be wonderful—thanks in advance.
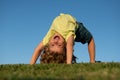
[0,62,120,80]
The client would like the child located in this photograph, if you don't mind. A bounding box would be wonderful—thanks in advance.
[30,13,95,64]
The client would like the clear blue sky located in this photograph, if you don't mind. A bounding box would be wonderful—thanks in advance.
[0,0,120,64]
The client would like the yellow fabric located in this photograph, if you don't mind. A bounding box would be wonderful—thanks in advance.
[43,13,78,45]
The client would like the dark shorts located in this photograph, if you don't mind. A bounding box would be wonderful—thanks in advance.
[75,22,93,44]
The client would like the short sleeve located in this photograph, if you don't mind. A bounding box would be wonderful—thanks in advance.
[43,29,55,46]
[66,31,76,42]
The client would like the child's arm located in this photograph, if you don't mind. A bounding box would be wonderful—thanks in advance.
[66,35,74,64]
[30,41,44,65]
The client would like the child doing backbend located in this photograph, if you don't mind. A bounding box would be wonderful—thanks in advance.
[30,13,96,64]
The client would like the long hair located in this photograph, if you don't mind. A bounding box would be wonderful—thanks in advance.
[40,45,77,64]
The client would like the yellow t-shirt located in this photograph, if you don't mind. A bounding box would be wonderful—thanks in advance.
[43,13,78,45]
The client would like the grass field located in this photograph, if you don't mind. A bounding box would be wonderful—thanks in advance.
[0,62,120,80]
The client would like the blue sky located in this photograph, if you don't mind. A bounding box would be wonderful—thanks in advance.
[0,0,120,64]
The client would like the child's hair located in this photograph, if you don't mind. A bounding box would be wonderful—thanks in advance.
[40,45,77,64]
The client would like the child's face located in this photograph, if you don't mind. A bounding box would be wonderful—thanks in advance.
[48,33,66,54]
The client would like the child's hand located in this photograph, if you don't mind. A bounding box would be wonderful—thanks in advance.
[90,60,95,63]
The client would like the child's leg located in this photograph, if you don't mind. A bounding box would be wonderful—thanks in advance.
[88,37,95,63]
[75,22,96,63]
